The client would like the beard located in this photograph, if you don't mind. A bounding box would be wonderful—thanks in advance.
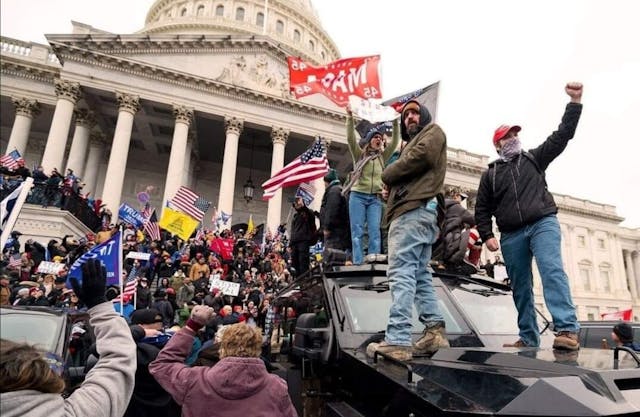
[407,123,421,138]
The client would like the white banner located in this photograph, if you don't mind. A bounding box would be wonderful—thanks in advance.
[36,261,66,275]
[349,95,399,123]
[125,251,151,261]
[211,278,240,297]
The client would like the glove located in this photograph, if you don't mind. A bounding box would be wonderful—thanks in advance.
[186,305,214,332]
[70,258,107,309]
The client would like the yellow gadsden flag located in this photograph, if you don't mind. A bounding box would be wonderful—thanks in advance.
[159,207,199,241]
[247,214,255,234]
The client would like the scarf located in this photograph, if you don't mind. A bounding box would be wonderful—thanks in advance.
[499,137,522,161]
[342,150,383,196]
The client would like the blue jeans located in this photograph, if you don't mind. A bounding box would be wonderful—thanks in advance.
[385,199,442,346]
[349,191,382,265]
[500,214,579,347]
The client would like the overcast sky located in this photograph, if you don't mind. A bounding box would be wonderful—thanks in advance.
[2,0,639,227]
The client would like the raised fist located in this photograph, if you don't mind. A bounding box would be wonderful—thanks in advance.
[565,82,583,102]
[190,305,214,326]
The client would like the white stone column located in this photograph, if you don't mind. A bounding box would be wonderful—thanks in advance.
[217,116,243,224]
[266,127,289,234]
[83,132,107,197]
[40,79,81,173]
[624,250,638,299]
[182,132,194,186]
[65,109,95,178]
[162,105,193,213]
[101,92,140,218]
[633,251,640,300]
[5,97,40,156]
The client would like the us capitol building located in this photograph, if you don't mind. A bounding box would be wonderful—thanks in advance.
[1,0,639,320]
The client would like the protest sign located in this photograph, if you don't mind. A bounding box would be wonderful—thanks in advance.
[118,203,145,228]
[36,261,66,275]
[211,278,240,297]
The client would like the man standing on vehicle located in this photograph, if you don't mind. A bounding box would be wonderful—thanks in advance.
[475,82,584,350]
[367,99,449,361]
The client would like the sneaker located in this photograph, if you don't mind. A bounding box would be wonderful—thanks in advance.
[366,341,413,361]
[503,339,528,348]
[414,324,450,354]
[553,331,580,351]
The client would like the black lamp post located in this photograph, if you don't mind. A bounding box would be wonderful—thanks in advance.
[243,136,255,203]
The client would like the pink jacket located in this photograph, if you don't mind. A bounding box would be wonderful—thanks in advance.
[149,328,297,417]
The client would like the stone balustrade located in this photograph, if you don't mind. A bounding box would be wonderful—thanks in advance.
[1,36,60,65]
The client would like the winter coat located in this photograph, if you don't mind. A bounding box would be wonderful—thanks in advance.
[382,120,447,226]
[475,103,582,240]
[152,299,174,328]
[0,302,136,417]
[319,181,351,250]
[346,117,400,194]
[176,283,195,306]
[290,205,316,245]
[136,285,151,309]
[149,328,297,417]
[433,199,475,265]
[189,261,210,281]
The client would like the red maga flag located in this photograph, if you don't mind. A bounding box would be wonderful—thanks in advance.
[262,138,328,201]
[601,309,633,321]
[288,56,382,107]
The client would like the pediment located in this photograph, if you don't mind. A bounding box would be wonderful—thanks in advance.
[47,34,341,111]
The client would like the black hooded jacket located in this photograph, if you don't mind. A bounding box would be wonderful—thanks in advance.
[400,99,433,142]
[475,103,582,240]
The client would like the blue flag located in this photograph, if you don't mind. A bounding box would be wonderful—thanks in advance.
[67,231,121,288]
[118,203,145,228]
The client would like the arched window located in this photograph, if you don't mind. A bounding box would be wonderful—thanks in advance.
[215,5,224,16]
[293,29,301,43]
[197,5,205,16]
[236,7,245,21]
[256,12,264,26]
[276,20,284,34]
[181,7,188,16]
[308,39,315,51]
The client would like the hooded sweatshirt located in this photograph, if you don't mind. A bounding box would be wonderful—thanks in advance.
[0,302,136,417]
[149,327,297,417]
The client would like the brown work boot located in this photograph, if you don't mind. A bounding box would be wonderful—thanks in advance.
[553,331,580,351]
[366,341,413,361]
[503,339,528,348]
[414,324,450,354]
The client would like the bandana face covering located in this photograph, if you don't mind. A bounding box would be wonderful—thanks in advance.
[499,137,522,161]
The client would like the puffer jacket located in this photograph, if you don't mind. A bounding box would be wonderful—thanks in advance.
[382,106,447,226]
[475,103,582,240]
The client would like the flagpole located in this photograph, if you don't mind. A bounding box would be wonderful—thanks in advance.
[119,225,124,316]
[0,177,33,250]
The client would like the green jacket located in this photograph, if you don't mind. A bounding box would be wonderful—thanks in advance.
[346,117,401,195]
[382,123,447,226]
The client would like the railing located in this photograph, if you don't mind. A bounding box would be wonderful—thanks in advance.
[1,36,60,65]
[1,181,101,232]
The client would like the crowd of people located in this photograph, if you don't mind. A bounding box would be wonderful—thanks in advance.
[2,79,637,417]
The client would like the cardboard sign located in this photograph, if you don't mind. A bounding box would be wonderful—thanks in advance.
[125,251,151,261]
[36,261,66,275]
[211,278,240,297]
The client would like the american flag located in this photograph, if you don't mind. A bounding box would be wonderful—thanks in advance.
[195,227,206,243]
[168,186,211,221]
[295,182,316,206]
[0,150,23,170]
[112,269,137,303]
[262,138,328,200]
[7,254,22,269]
[143,209,161,242]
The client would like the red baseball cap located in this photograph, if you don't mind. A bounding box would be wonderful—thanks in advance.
[493,125,521,146]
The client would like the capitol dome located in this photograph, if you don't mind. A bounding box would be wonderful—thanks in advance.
[141,0,340,65]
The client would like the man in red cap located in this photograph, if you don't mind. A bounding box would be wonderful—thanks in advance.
[475,82,584,351]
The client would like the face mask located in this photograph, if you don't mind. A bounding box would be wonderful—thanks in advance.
[498,137,522,160]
